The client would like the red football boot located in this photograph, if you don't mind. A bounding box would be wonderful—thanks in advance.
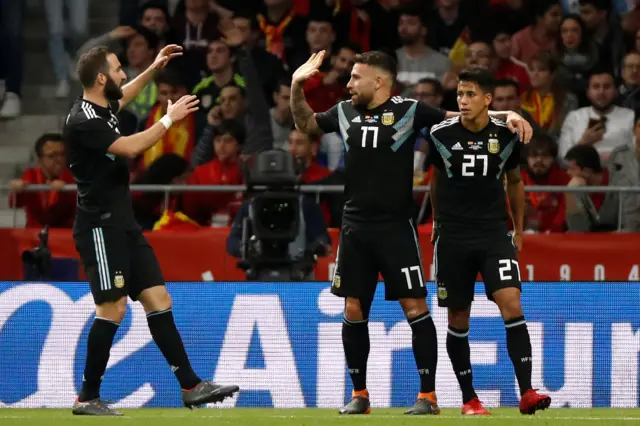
[461,397,491,415]
[519,389,551,415]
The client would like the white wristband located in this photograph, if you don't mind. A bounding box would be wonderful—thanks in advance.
[159,115,173,129]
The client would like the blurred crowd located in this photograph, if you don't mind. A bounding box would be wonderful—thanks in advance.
[4,0,640,234]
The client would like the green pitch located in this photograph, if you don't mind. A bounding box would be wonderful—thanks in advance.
[1,408,639,426]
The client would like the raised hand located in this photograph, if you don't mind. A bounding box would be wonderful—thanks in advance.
[167,95,200,122]
[153,44,184,70]
[292,51,326,85]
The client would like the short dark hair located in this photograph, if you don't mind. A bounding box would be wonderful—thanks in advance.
[337,41,361,55]
[275,76,292,93]
[77,45,112,89]
[219,82,246,98]
[308,10,336,30]
[526,133,558,158]
[399,5,426,26]
[494,78,520,93]
[354,51,397,81]
[534,0,560,20]
[34,133,63,157]
[215,120,246,145]
[588,68,614,84]
[233,9,260,32]
[140,1,170,22]
[579,0,610,12]
[131,26,160,52]
[416,78,444,97]
[564,144,602,172]
[155,68,185,88]
[458,67,496,95]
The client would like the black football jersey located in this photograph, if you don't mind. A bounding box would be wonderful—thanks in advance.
[315,96,446,223]
[428,116,520,231]
[63,98,138,233]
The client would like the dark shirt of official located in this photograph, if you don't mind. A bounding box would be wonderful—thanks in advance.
[429,116,520,236]
[63,98,139,234]
[315,97,446,225]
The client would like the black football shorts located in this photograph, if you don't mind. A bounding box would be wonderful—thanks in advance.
[331,219,427,302]
[433,229,521,309]
[74,227,165,305]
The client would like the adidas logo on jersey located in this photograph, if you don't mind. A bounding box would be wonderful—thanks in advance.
[352,116,361,123]
[452,142,464,151]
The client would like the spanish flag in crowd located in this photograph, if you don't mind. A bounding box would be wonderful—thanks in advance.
[153,210,200,232]
[449,27,472,68]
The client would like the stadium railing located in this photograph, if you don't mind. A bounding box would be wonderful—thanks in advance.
[2,184,640,229]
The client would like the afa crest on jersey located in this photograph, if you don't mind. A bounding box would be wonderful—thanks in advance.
[488,138,500,154]
[382,111,395,126]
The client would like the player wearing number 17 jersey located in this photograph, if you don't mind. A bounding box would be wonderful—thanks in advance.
[428,68,551,416]
[290,51,533,416]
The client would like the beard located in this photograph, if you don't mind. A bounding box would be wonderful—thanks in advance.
[351,92,373,107]
[528,164,550,180]
[104,75,123,101]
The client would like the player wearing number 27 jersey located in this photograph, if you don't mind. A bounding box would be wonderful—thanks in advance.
[428,68,551,416]
[290,51,533,417]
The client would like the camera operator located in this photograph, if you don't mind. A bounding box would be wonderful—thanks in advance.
[225,150,331,281]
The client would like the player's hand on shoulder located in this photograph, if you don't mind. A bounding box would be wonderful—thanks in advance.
[10,179,26,192]
[505,111,533,144]
[167,95,200,122]
[49,179,66,191]
[292,51,325,85]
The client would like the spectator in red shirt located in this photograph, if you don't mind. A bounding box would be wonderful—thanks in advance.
[520,133,570,233]
[9,133,76,228]
[303,43,358,113]
[181,120,244,226]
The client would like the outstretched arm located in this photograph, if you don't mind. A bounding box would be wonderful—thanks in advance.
[444,110,533,143]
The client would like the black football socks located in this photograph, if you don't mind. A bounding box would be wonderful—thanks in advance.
[146,308,201,390]
[409,312,438,393]
[342,317,370,392]
[78,317,120,402]
[505,316,533,395]
[447,325,478,403]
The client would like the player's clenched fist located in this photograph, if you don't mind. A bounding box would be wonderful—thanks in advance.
[167,95,200,122]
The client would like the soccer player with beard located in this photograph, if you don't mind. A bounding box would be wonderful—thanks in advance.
[290,51,533,415]
[63,45,239,416]
[429,68,551,415]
